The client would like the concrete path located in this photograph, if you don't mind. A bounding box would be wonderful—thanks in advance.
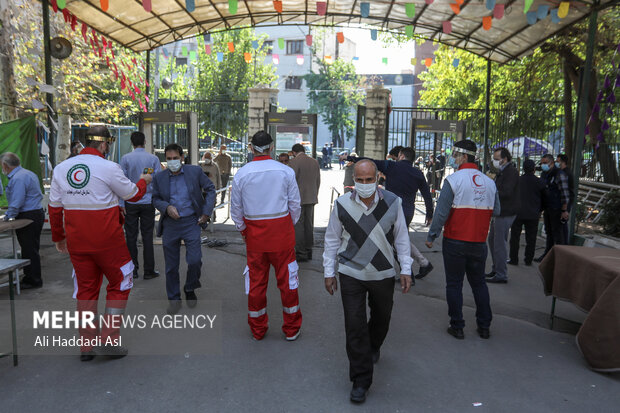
[0,168,618,412]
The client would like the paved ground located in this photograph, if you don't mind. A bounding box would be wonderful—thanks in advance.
[1,168,618,412]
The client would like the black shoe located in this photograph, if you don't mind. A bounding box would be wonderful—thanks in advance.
[415,262,434,279]
[307,252,313,260]
[80,351,96,362]
[486,275,508,284]
[143,271,160,280]
[447,326,465,340]
[507,260,518,266]
[524,260,533,266]
[533,255,545,263]
[350,386,368,403]
[98,344,128,359]
[20,281,43,290]
[485,271,496,279]
[372,350,380,364]
[296,255,309,263]
[167,300,182,315]
[477,327,490,339]
[185,290,197,308]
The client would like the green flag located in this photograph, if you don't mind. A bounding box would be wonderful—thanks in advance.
[0,116,42,207]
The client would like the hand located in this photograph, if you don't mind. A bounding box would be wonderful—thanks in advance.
[139,173,153,185]
[120,207,126,217]
[166,205,180,220]
[198,214,210,225]
[55,240,68,254]
[425,241,433,249]
[561,211,569,221]
[400,275,412,294]
[425,217,432,226]
[325,277,338,295]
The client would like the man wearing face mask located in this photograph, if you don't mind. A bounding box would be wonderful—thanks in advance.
[425,140,500,340]
[555,154,574,244]
[201,151,222,191]
[49,125,153,360]
[486,147,520,284]
[152,143,216,314]
[323,160,413,404]
[535,154,570,262]
[214,144,232,204]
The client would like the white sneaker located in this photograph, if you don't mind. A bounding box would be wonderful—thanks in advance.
[285,330,301,341]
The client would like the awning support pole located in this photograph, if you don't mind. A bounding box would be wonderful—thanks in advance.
[42,0,55,165]
[483,59,491,168]
[145,50,151,111]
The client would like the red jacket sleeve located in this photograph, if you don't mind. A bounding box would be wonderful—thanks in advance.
[48,205,66,242]
[126,179,147,203]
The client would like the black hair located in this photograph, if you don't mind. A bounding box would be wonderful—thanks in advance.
[494,147,512,162]
[557,154,569,164]
[130,131,146,147]
[453,140,477,163]
[164,143,184,157]
[542,153,554,162]
[389,145,404,158]
[251,130,273,147]
[399,147,415,161]
[291,143,305,154]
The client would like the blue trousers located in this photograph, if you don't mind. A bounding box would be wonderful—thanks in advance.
[162,216,202,301]
[442,237,492,329]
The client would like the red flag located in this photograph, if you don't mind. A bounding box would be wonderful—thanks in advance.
[62,8,70,23]
[102,38,107,49]
[144,95,150,103]
[70,14,77,31]
[51,0,58,13]
[106,56,110,67]
[81,23,88,41]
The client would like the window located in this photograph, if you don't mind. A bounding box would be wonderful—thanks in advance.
[286,40,304,55]
[285,76,303,90]
[176,57,187,66]
[262,41,273,55]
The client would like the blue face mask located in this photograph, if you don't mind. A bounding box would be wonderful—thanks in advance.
[448,156,458,169]
[555,162,561,168]
[541,164,550,172]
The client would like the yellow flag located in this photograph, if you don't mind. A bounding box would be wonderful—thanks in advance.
[558,2,569,18]
[411,58,417,65]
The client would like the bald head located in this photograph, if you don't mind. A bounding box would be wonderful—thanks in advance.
[354,159,378,184]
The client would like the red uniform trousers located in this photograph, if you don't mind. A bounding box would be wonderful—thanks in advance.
[246,248,302,339]
[70,245,133,352]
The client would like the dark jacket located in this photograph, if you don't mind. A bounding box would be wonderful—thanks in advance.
[517,172,546,220]
[152,164,216,237]
[495,161,520,216]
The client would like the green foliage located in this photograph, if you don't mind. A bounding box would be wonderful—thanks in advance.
[305,57,364,145]
[599,189,620,238]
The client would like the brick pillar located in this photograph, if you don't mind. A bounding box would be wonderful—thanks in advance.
[362,86,390,159]
[248,86,278,138]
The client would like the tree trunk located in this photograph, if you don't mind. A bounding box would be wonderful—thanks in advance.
[0,0,18,122]
[54,71,71,163]
[562,59,573,167]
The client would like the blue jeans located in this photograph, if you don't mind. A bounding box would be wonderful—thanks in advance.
[162,216,203,300]
[442,237,492,329]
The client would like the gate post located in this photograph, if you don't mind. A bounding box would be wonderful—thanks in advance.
[363,85,390,158]
[248,86,279,138]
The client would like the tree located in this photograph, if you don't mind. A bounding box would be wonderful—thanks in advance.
[0,0,18,122]
[305,57,364,147]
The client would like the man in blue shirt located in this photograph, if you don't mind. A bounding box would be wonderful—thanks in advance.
[152,143,216,314]
[1,152,44,289]
[120,132,161,280]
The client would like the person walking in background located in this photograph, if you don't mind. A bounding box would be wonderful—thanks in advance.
[321,144,329,169]
[535,154,570,262]
[486,147,520,284]
[201,151,222,190]
[323,159,412,404]
[231,131,302,342]
[214,144,232,204]
[509,159,546,266]
[425,140,499,340]
[555,154,575,244]
[1,152,44,289]
[278,152,290,165]
[343,153,356,193]
[327,142,333,168]
[152,143,216,314]
[289,143,320,262]
[120,132,161,280]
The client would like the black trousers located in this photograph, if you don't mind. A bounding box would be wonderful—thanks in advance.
[543,208,564,256]
[15,209,45,286]
[220,173,230,204]
[509,218,539,264]
[124,203,156,274]
[339,273,395,389]
[294,204,314,259]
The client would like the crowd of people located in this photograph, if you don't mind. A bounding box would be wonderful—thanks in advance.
[1,128,575,403]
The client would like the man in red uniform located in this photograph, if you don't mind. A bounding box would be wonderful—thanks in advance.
[231,131,302,341]
[49,126,152,361]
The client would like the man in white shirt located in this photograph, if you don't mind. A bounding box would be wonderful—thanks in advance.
[323,159,413,404]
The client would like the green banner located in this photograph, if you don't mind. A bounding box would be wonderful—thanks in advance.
[0,116,42,207]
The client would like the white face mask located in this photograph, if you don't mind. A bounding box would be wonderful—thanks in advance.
[204,158,212,164]
[492,159,501,169]
[167,159,182,172]
[355,181,377,198]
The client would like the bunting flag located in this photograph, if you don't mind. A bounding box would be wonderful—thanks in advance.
[143,0,152,12]
[537,5,549,20]
[425,58,432,67]
[324,55,332,64]
[278,38,285,49]
[337,32,345,44]
[317,1,327,16]
[405,25,414,38]
[550,8,561,23]
[296,55,304,65]
[482,16,493,30]
[306,34,313,46]
[273,0,283,13]
[370,29,377,41]
[186,0,195,13]
[493,4,504,19]
[360,2,370,18]
[450,3,460,14]
[425,0,434,4]
[57,0,66,9]
[455,0,464,5]
[558,2,569,18]
[227,42,235,52]
[524,0,534,14]
[251,40,259,49]
[526,11,537,25]
[189,51,196,61]
[382,57,388,65]
[244,52,251,63]
[453,58,460,68]
[411,58,417,65]
[352,56,359,61]
[405,3,415,18]
[229,0,238,14]
[181,46,188,56]
[486,0,495,11]
[273,54,280,64]
[443,21,452,34]
[217,52,224,62]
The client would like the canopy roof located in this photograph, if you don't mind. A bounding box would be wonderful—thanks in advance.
[61,0,616,63]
